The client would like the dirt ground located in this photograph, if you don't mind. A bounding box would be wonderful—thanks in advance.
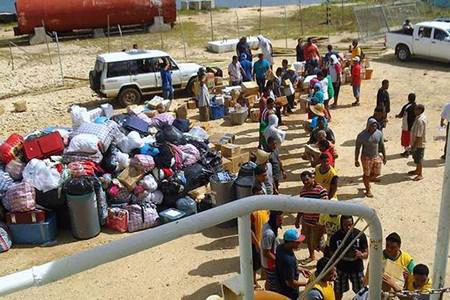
[1,6,450,300]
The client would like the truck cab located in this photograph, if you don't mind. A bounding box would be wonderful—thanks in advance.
[386,21,450,62]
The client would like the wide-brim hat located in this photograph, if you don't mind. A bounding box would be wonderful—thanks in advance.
[310,103,325,117]
[255,149,271,165]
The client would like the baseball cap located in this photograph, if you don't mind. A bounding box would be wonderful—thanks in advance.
[283,229,306,243]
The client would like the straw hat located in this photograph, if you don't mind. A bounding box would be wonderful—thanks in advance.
[255,149,271,165]
[310,103,325,117]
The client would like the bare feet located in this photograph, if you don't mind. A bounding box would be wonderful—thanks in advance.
[365,191,374,198]
[408,170,418,175]
[413,176,424,181]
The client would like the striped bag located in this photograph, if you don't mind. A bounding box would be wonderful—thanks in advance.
[3,182,36,212]
[125,202,159,233]
[0,222,12,253]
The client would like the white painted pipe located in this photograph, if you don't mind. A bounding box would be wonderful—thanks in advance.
[0,195,383,299]
[431,132,450,299]
[238,215,254,300]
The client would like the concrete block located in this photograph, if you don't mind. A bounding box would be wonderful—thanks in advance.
[93,28,105,38]
[147,16,171,33]
[29,27,53,45]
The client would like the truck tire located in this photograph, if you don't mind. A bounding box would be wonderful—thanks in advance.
[396,45,411,62]
[118,87,141,107]
[186,77,197,97]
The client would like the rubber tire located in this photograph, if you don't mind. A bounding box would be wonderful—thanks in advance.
[396,45,411,62]
[118,87,141,107]
[186,77,197,97]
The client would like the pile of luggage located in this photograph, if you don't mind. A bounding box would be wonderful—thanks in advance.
[0,102,226,252]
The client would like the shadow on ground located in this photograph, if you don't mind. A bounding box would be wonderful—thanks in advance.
[188,256,240,277]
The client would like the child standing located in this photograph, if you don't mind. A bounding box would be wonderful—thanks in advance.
[396,93,417,157]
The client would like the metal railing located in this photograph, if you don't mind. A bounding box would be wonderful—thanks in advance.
[0,195,384,299]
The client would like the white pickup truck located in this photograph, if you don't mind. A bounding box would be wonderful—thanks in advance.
[386,21,450,62]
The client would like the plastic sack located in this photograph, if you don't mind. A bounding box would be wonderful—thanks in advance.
[5,159,25,180]
[115,151,130,172]
[150,112,175,127]
[140,174,158,192]
[67,134,99,153]
[22,159,61,193]
[106,208,128,233]
[70,105,90,128]
[173,118,191,133]
[188,127,209,142]
[176,196,198,216]
[117,131,144,154]
[64,176,94,196]
[155,124,186,145]
[101,103,114,118]
[147,190,164,205]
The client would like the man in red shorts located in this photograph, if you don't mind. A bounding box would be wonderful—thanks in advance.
[355,118,387,198]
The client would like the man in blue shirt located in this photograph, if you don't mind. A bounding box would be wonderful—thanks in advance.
[160,61,173,100]
[253,53,270,93]
[240,54,253,82]
[274,229,308,300]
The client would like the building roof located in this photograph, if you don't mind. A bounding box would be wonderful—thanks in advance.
[97,50,170,63]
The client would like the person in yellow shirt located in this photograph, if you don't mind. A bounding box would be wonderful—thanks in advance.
[383,232,416,274]
[383,264,432,296]
[306,257,337,300]
[351,39,362,59]
[315,153,338,199]
[318,212,340,258]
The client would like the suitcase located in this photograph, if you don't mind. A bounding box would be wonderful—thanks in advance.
[6,209,46,224]
[8,212,57,244]
[159,208,186,224]
[0,134,24,164]
[23,132,65,161]
[124,115,150,135]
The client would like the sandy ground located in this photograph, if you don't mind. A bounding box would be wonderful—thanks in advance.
[1,7,450,300]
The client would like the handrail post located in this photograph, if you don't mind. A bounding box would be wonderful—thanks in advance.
[238,214,254,300]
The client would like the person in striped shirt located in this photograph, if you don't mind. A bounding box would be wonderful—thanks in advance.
[295,170,329,264]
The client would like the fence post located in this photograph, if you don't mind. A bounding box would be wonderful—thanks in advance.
[8,43,14,71]
[117,24,124,50]
[238,215,254,300]
[298,0,304,36]
[209,9,214,41]
[259,0,263,35]
[53,32,64,86]
[41,20,53,64]
[284,6,288,49]
[107,15,110,53]
[235,11,240,37]
[179,16,187,59]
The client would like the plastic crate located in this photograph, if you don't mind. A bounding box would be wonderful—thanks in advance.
[8,212,57,245]
[210,104,225,120]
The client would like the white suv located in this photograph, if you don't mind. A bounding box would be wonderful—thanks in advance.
[89,50,202,107]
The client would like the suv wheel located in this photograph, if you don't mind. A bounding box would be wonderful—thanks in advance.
[118,87,141,107]
[396,45,411,62]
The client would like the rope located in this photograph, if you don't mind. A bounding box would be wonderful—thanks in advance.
[300,220,369,299]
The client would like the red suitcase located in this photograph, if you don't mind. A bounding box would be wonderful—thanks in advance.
[23,132,65,161]
[0,134,24,164]
[6,209,46,224]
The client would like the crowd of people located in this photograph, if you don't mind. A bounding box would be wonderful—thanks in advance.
[213,36,449,299]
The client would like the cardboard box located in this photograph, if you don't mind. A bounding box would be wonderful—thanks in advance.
[210,133,235,150]
[188,185,210,202]
[215,77,224,86]
[250,108,260,122]
[223,152,249,174]
[127,104,145,115]
[246,95,257,108]
[221,143,241,159]
[276,96,288,106]
[240,81,259,96]
[176,104,188,119]
[117,167,145,191]
[187,100,197,109]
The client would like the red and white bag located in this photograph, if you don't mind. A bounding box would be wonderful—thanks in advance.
[68,161,97,177]
[2,182,36,212]
[0,222,12,253]
[130,154,155,173]
[105,208,129,233]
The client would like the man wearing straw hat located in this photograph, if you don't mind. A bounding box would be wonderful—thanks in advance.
[308,103,327,132]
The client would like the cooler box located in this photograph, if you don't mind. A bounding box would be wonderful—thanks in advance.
[159,208,186,224]
[210,104,225,120]
[8,213,57,244]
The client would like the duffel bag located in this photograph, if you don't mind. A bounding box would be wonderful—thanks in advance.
[23,131,65,161]
[3,182,36,213]
[35,189,63,209]
[126,203,159,232]
[71,123,114,153]
[0,134,24,164]
[105,208,128,233]
[0,222,12,253]
[0,169,14,194]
